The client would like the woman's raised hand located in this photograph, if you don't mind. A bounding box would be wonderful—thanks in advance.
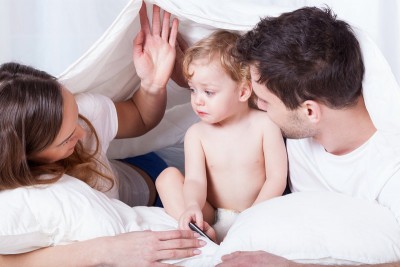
[133,3,178,93]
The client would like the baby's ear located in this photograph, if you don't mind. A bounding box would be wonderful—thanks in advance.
[238,80,252,102]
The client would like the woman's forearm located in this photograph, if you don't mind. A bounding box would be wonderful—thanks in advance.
[0,237,108,267]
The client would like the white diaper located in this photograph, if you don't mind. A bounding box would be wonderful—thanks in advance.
[212,208,240,242]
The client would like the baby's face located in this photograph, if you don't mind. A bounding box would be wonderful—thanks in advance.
[187,58,242,124]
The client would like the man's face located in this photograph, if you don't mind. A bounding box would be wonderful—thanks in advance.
[250,66,316,139]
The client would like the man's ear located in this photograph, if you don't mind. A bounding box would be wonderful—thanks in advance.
[301,100,321,124]
[238,81,252,102]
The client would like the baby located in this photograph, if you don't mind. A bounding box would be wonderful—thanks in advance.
[156,30,288,243]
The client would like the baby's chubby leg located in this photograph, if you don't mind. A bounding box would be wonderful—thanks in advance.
[156,167,186,218]
[156,167,216,225]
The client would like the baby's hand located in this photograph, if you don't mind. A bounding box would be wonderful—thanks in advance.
[202,221,218,243]
[178,204,203,230]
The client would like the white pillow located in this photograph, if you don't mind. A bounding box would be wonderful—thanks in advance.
[0,176,217,266]
[213,191,400,265]
[0,176,131,254]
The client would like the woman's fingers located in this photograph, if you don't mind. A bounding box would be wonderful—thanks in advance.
[133,30,145,57]
[169,19,179,47]
[157,236,205,251]
[152,230,204,261]
[151,5,161,36]
[156,229,197,241]
[155,247,202,261]
[139,3,178,47]
[161,11,171,41]
[139,3,150,35]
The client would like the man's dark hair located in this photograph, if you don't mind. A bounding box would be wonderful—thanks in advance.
[236,6,364,110]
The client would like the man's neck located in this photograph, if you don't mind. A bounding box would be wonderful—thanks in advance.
[314,97,377,155]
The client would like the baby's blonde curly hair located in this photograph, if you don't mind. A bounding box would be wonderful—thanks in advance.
[182,30,250,83]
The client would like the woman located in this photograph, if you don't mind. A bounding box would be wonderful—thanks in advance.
[0,3,204,266]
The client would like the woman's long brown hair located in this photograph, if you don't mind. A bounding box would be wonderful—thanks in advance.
[0,62,113,191]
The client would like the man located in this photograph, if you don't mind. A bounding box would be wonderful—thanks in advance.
[217,6,400,267]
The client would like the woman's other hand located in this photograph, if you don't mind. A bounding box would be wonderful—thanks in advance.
[104,230,206,266]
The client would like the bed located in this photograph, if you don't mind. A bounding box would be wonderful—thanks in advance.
[1,0,400,265]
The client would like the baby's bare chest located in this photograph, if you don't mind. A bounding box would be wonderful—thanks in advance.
[201,132,264,172]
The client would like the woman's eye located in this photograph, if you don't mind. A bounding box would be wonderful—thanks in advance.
[61,140,69,146]
[61,136,74,147]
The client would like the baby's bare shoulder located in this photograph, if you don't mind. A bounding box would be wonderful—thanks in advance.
[248,109,276,127]
[185,121,210,140]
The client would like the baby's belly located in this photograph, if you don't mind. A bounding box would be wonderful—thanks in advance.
[207,175,264,211]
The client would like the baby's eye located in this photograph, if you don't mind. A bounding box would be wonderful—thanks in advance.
[188,88,196,94]
[205,90,215,96]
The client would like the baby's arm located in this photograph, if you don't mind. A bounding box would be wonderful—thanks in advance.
[253,116,288,205]
[180,125,208,230]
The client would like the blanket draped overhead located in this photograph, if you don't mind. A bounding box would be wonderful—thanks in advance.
[58,0,400,159]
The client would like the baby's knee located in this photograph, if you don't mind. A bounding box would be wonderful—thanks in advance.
[156,167,182,188]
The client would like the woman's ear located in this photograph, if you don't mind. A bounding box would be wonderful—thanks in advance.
[238,80,252,102]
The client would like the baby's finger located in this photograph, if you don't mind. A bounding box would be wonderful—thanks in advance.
[195,213,204,230]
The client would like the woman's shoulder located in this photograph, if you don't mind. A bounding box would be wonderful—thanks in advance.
[75,93,113,118]
[75,93,118,145]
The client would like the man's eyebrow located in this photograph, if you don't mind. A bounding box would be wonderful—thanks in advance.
[57,129,75,147]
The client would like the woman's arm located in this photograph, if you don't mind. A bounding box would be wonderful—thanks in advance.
[0,230,205,267]
[115,4,179,139]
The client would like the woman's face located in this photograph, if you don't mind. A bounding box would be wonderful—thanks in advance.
[29,89,86,163]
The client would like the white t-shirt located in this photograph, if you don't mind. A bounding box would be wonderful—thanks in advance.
[287,131,400,222]
[75,93,149,205]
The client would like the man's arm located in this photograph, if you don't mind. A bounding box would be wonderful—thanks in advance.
[216,251,400,267]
